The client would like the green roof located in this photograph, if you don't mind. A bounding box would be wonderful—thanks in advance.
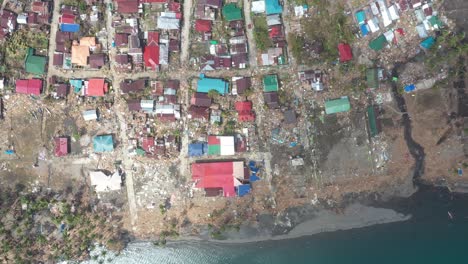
[263,75,278,92]
[366,68,379,89]
[325,96,351,115]
[367,106,378,137]
[222,3,242,22]
[429,16,442,29]
[25,48,46,75]
[369,35,387,51]
[208,145,221,155]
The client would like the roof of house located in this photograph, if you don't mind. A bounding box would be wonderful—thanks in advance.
[191,92,212,107]
[235,77,251,94]
[263,91,279,108]
[157,17,180,30]
[420,36,435,49]
[283,109,297,124]
[197,74,229,95]
[120,79,146,93]
[192,161,245,197]
[199,0,222,8]
[165,79,180,90]
[115,33,129,46]
[53,52,64,66]
[263,75,278,92]
[80,37,96,47]
[25,48,46,75]
[56,84,69,97]
[366,68,379,89]
[195,19,212,32]
[147,31,159,46]
[207,136,235,156]
[117,0,139,13]
[369,35,387,51]
[16,79,42,95]
[60,23,80,32]
[127,99,142,111]
[188,105,210,119]
[338,43,353,62]
[86,79,106,96]
[144,45,160,69]
[56,31,71,43]
[325,96,351,114]
[355,10,366,25]
[59,13,75,24]
[93,135,114,152]
[222,3,242,21]
[71,45,90,66]
[32,1,49,14]
[89,171,122,192]
[235,101,255,122]
[188,143,208,157]
[89,53,105,68]
[54,137,69,157]
[265,0,283,15]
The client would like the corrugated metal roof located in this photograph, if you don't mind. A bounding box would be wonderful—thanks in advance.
[325,96,351,115]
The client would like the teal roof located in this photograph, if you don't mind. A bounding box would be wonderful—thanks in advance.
[367,106,378,137]
[369,35,387,51]
[263,75,278,92]
[25,48,46,75]
[429,16,442,29]
[325,96,351,114]
[197,74,229,95]
[265,0,283,15]
[366,68,379,89]
[222,3,242,21]
[356,10,366,25]
[93,135,114,152]
[70,79,83,93]
[420,36,435,49]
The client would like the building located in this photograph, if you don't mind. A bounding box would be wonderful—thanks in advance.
[263,92,279,108]
[127,99,142,111]
[85,79,107,96]
[195,19,212,32]
[235,101,255,122]
[325,96,351,115]
[188,105,210,119]
[191,161,246,197]
[116,0,139,13]
[338,43,352,62]
[54,137,69,157]
[265,0,283,15]
[144,31,160,70]
[93,135,114,152]
[263,74,279,92]
[283,109,297,124]
[25,48,46,75]
[208,136,235,155]
[120,79,146,93]
[222,3,242,21]
[55,84,69,97]
[115,33,129,47]
[232,77,251,95]
[369,35,388,51]
[188,143,208,157]
[16,79,42,95]
[71,45,90,66]
[89,171,122,192]
[115,54,132,72]
[83,109,98,121]
[191,92,212,107]
[89,54,105,69]
[197,74,229,95]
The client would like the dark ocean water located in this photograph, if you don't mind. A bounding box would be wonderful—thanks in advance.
[104,186,468,264]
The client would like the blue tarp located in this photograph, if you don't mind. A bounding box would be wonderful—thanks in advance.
[420,36,435,49]
[4,150,14,155]
[237,184,251,197]
[250,173,260,182]
[188,143,207,157]
[404,84,415,92]
[93,135,114,152]
[360,24,369,36]
[265,0,283,15]
[60,23,80,33]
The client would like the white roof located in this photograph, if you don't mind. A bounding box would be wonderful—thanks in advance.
[267,14,282,26]
[388,5,399,20]
[157,17,180,30]
[370,2,379,16]
[0,79,4,89]
[414,9,424,23]
[252,1,265,13]
[384,30,395,43]
[368,17,380,33]
[141,100,154,109]
[164,88,176,95]
[377,0,392,27]
[17,14,27,24]
[90,171,122,193]
[82,110,97,121]
[161,12,177,18]
[294,6,304,17]
[219,136,235,155]
[416,24,428,38]
[159,44,169,65]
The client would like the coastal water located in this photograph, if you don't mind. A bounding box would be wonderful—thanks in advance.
[88,186,468,264]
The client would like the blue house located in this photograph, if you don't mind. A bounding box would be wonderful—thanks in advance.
[265,0,283,15]
[197,74,229,95]
[188,143,208,157]
[60,23,80,33]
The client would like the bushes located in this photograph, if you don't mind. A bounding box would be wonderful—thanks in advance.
[253,16,272,52]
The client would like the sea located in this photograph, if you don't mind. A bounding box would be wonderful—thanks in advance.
[85,185,468,264]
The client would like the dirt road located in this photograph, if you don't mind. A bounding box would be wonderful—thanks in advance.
[180,0,194,64]
[45,0,62,92]
[243,0,258,67]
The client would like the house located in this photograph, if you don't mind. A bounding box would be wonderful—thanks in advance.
[54,137,69,157]
[325,96,351,115]
[188,143,208,157]
[154,103,180,121]
[159,43,169,65]
[232,77,251,95]
[144,31,160,70]
[71,45,90,66]
[89,54,105,69]
[263,75,279,92]
[197,74,229,95]
[115,33,129,47]
[251,1,265,13]
[369,35,388,51]
[355,10,366,25]
[82,109,98,121]
[188,105,210,119]
[89,171,122,192]
[27,12,38,25]
[59,13,75,24]
[55,84,69,97]
[366,68,379,89]
[298,70,324,91]
[0,10,17,39]
[141,99,155,112]
[377,0,392,27]
[17,14,28,24]
[191,161,246,197]
[199,0,222,9]
[60,23,80,33]
[31,1,49,15]
[222,3,242,21]
[420,36,435,49]
[338,43,352,62]
[15,79,42,95]
[265,0,283,15]
[195,19,212,32]
[208,136,235,155]
[416,24,428,38]
[53,52,64,67]
[283,110,297,124]
[235,101,255,122]
[388,5,399,21]
[85,79,107,96]
[127,99,142,111]
[157,14,180,30]
[116,0,139,13]
[266,14,281,26]
[166,79,180,90]
[367,106,381,137]
[368,17,380,33]
[25,48,47,75]
[69,79,83,93]
[191,92,212,107]
[263,92,279,108]
[80,37,97,50]
[115,54,132,72]
[93,135,114,152]
[120,79,146,93]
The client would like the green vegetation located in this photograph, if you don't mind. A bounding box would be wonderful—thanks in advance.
[253,16,272,52]
[2,30,49,71]
[425,31,468,74]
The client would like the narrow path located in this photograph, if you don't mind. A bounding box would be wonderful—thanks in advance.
[180,0,194,64]
[243,0,257,67]
[45,0,62,92]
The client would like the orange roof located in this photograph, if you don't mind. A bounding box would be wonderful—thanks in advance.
[80,37,96,47]
[71,45,89,66]
[86,79,106,96]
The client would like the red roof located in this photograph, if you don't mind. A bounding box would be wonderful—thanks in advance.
[168,2,181,11]
[147,31,159,46]
[195,19,212,32]
[192,162,236,197]
[86,79,106,96]
[235,101,255,122]
[54,137,69,157]
[144,46,160,69]
[142,137,155,154]
[117,0,139,13]
[338,43,353,62]
[115,33,128,46]
[59,14,75,24]
[141,0,167,3]
[15,79,42,95]
[269,25,282,38]
[208,135,221,145]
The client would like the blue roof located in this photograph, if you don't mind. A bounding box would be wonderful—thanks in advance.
[60,23,80,33]
[420,36,435,49]
[197,74,229,95]
[237,184,251,197]
[70,79,83,93]
[360,24,369,36]
[404,84,415,92]
[93,135,114,152]
[188,143,207,157]
[265,0,283,15]
[355,10,366,25]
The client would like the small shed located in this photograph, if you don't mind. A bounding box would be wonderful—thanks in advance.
[83,109,98,121]
[263,75,278,92]
[54,137,69,157]
[338,43,353,62]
